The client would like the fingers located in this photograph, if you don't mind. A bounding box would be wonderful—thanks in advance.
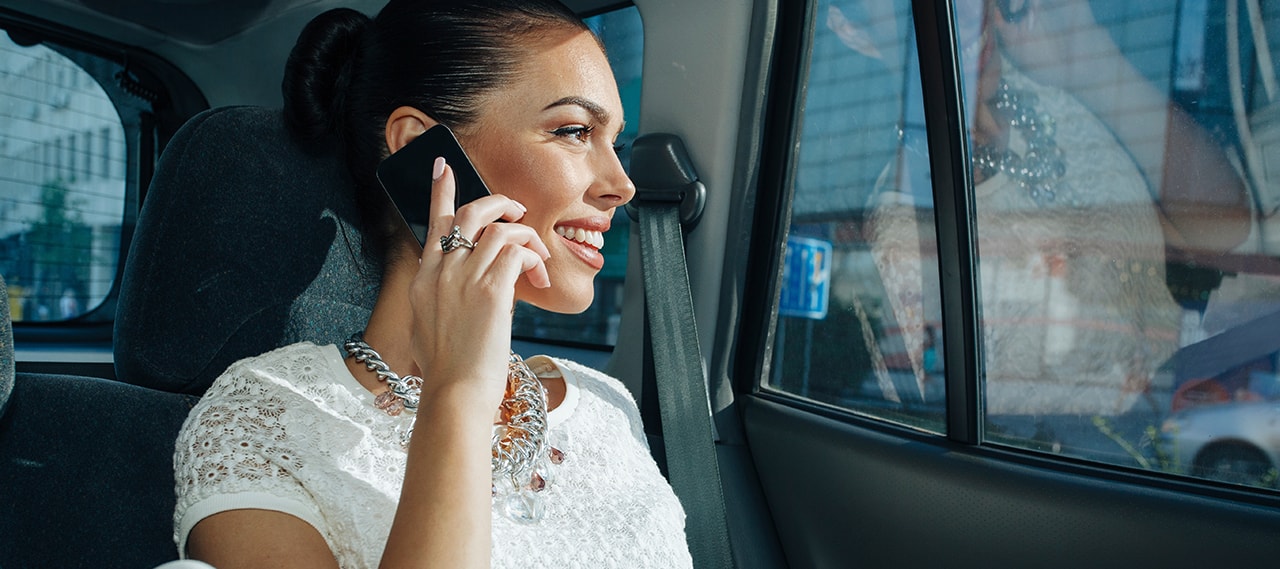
[460,223,551,289]
[420,156,551,290]
[425,158,531,248]
[427,157,455,241]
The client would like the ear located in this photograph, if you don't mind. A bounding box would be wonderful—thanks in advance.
[384,106,440,154]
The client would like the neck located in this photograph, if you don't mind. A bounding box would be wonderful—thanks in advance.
[347,261,422,390]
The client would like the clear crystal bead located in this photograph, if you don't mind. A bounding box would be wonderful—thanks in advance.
[503,491,545,524]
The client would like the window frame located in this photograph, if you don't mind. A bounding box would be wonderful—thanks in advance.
[742,0,1280,509]
[0,9,206,351]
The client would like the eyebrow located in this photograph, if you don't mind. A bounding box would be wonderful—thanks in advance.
[543,96,625,134]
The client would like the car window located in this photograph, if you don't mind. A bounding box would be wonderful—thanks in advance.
[768,0,945,434]
[770,0,1280,493]
[511,5,642,348]
[0,30,144,323]
[958,0,1280,491]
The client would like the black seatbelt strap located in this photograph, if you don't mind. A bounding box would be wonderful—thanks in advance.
[629,133,734,569]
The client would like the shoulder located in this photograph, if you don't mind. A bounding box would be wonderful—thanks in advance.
[177,342,347,453]
[541,357,646,437]
[201,342,335,399]
[221,341,334,379]
[172,343,344,558]
[546,357,637,406]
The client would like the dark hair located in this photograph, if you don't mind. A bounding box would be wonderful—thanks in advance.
[282,0,589,270]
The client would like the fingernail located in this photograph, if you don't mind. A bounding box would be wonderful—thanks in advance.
[513,200,527,212]
[432,156,446,181]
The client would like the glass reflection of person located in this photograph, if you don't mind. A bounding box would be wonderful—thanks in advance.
[865,0,1250,414]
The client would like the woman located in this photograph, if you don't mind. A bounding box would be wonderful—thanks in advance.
[864,0,1249,414]
[171,1,693,567]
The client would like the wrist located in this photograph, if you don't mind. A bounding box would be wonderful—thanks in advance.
[417,379,503,423]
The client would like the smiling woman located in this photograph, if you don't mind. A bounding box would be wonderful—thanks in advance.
[171,2,689,568]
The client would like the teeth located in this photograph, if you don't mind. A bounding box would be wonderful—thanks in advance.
[555,226,604,249]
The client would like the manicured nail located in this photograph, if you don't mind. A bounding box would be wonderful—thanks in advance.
[513,200,527,213]
[432,156,446,181]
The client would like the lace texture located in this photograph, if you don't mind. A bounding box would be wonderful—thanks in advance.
[868,57,1181,414]
[174,342,691,569]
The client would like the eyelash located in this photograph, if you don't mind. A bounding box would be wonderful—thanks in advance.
[551,125,595,142]
[551,125,627,155]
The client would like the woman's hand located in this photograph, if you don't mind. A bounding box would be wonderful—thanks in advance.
[379,156,552,569]
[409,156,551,410]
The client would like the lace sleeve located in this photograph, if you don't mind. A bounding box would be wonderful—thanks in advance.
[172,362,328,557]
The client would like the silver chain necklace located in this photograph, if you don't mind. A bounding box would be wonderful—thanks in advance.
[343,331,564,523]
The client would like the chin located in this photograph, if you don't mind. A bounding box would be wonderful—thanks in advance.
[516,281,595,315]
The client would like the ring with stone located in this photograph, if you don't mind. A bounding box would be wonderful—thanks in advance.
[439,225,476,253]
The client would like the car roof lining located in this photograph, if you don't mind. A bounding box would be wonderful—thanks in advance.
[20,0,626,46]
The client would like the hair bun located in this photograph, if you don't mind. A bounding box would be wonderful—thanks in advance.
[282,7,371,142]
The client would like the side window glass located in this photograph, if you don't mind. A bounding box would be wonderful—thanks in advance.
[768,0,946,433]
[512,5,642,347]
[0,32,135,322]
[959,0,1278,492]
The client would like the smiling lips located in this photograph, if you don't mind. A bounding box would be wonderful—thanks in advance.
[554,224,606,270]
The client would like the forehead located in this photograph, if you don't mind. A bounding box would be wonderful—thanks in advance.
[509,30,623,118]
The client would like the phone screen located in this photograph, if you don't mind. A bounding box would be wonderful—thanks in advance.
[375,124,493,246]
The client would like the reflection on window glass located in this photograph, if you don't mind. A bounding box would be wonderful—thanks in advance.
[955,0,1276,491]
[512,6,642,347]
[770,0,945,433]
[776,0,1280,492]
[0,33,128,322]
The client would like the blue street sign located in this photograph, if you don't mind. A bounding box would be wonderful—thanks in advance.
[779,236,832,320]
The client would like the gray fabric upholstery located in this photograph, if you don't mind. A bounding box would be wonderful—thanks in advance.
[115,106,379,395]
[0,373,199,569]
[0,106,380,567]
[0,274,12,416]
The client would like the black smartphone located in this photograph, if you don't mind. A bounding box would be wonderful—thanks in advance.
[375,123,493,246]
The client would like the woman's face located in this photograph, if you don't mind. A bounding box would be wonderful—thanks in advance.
[460,29,634,314]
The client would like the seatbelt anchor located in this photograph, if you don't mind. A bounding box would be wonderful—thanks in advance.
[624,133,706,229]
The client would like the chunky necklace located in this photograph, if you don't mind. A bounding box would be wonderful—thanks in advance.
[343,332,564,523]
[971,79,1069,206]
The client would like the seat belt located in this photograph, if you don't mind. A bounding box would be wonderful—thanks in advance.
[628,133,734,569]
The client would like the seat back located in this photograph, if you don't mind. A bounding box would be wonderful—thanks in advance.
[0,372,198,569]
[114,106,379,395]
[1,106,380,568]
[0,275,11,417]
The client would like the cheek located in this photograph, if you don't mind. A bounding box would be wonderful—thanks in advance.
[489,153,588,224]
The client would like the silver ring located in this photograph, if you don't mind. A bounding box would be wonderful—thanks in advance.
[440,225,476,253]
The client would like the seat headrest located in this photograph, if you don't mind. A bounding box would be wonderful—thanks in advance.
[0,274,12,416]
[114,106,379,395]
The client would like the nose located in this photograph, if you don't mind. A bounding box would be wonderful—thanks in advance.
[589,145,636,208]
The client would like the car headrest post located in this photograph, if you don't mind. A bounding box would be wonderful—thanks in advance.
[624,133,706,229]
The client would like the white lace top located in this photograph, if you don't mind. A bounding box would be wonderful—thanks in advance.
[173,342,692,568]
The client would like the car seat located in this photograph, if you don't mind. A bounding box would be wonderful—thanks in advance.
[0,106,378,568]
[115,105,379,395]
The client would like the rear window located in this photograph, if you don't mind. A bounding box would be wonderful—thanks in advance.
[0,31,140,322]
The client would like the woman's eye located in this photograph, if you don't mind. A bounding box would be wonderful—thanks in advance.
[552,125,594,142]
[613,141,627,155]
